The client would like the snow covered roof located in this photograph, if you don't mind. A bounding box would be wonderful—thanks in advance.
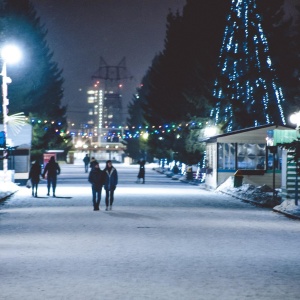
[202,124,294,144]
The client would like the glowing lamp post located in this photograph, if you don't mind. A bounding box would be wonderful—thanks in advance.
[290,111,300,131]
[204,126,218,137]
[1,45,21,183]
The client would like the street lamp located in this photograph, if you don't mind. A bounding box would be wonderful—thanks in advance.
[204,126,218,137]
[1,45,21,183]
[290,111,300,130]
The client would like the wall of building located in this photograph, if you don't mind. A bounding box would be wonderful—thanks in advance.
[205,143,218,189]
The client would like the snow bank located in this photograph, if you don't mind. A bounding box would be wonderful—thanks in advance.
[0,182,19,199]
[273,200,300,218]
[216,176,280,207]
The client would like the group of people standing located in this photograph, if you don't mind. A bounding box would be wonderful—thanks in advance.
[87,157,118,211]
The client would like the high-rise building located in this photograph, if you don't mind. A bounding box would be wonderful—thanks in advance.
[87,81,104,129]
[79,80,125,161]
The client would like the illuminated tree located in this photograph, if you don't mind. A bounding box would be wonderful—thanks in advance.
[211,0,286,132]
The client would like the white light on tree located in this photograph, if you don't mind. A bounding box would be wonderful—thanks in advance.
[211,0,286,132]
[1,44,22,183]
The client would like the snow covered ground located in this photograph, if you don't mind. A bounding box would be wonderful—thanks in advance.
[1,169,300,220]
[155,167,300,220]
[216,176,300,220]
[0,181,19,199]
[1,164,300,299]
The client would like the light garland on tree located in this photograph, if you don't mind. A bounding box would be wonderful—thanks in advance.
[211,0,286,132]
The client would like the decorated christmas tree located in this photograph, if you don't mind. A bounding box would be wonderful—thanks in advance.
[211,0,286,132]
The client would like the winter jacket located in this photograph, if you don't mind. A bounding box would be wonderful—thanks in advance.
[137,160,145,178]
[29,162,41,184]
[103,167,118,190]
[88,168,104,189]
[83,156,90,165]
[90,159,98,169]
[43,161,60,178]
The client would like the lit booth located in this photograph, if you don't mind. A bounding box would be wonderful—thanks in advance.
[0,124,32,182]
[203,124,294,190]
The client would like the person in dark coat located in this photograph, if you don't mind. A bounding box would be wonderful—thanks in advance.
[103,160,118,211]
[89,157,98,169]
[136,159,145,183]
[29,160,41,197]
[42,156,61,197]
[83,154,90,173]
[88,162,103,211]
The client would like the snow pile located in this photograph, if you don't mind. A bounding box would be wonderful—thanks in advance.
[273,200,300,218]
[216,176,280,207]
[0,181,19,199]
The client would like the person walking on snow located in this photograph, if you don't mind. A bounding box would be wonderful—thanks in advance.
[88,162,104,211]
[103,160,118,211]
[29,160,41,197]
[136,159,145,183]
[83,154,90,173]
[42,156,61,197]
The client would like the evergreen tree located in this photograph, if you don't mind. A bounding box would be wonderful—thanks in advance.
[142,1,230,126]
[211,0,286,132]
[0,0,71,160]
[125,91,148,161]
[258,0,300,121]
[138,0,230,162]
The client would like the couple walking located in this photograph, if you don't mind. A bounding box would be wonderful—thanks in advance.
[28,156,60,197]
[88,160,118,211]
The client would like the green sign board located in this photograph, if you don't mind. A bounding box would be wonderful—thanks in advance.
[273,129,299,145]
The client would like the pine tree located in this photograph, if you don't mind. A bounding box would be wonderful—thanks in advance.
[142,1,230,126]
[125,91,148,161]
[258,0,300,120]
[211,0,286,132]
[0,0,71,160]
[138,0,230,162]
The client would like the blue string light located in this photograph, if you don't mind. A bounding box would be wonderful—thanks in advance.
[211,0,286,132]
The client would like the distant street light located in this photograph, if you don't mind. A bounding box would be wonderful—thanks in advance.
[204,126,218,137]
[290,111,300,130]
[142,132,149,140]
[1,45,22,183]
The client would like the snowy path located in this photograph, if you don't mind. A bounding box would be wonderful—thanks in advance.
[0,164,299,300]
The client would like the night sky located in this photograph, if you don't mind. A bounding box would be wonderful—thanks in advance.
[30,0,299,125]
[30,0,186,124]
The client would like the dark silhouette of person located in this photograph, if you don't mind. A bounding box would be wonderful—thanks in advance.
[29,161,41,197]
[172,164,180,174]
[103,160,118,211]
[88,162,104,211]
[83,154,90,173]
[89,157,98,169]
[42,156,61,197]
[136,159,145,183]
